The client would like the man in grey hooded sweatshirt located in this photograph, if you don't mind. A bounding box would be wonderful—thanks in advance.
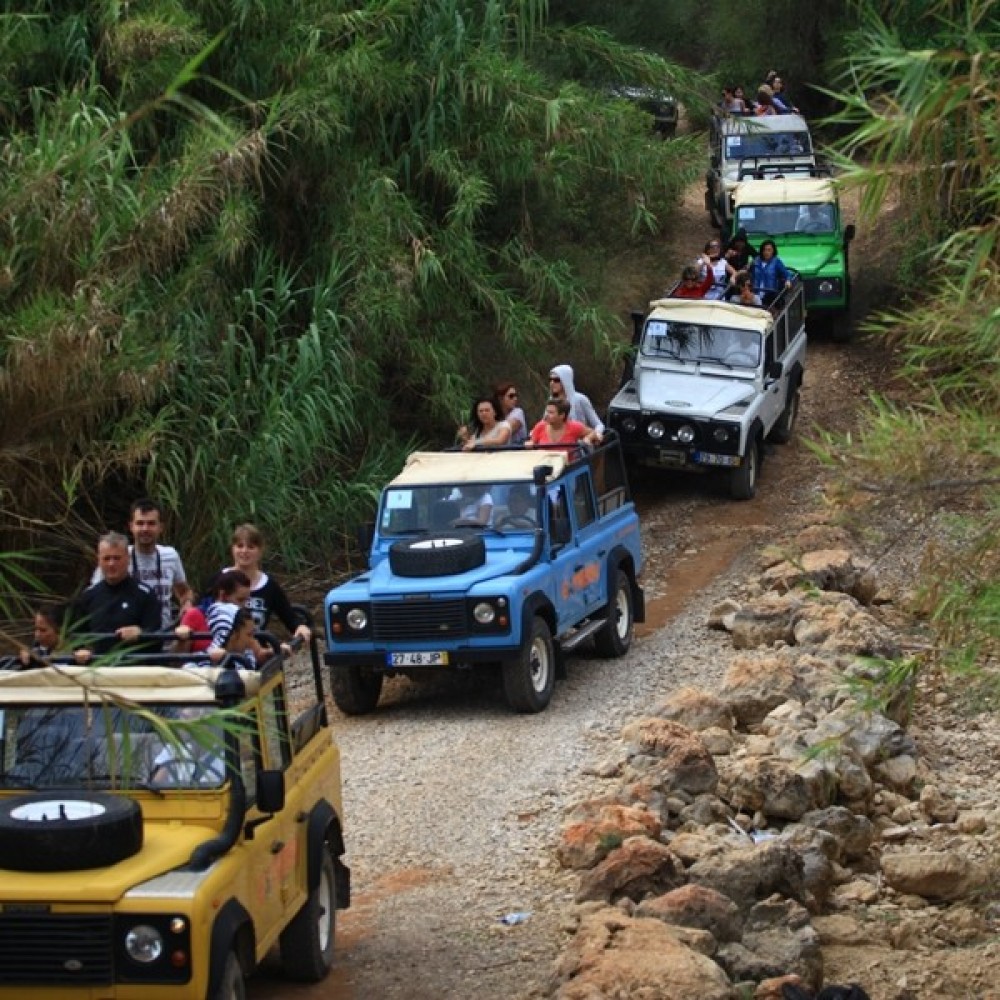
[546,364,605,440]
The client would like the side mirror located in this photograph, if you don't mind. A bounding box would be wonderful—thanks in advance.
[356,522,374,553]
[256,769,285,814]
[844,223,856,243]
[766,360,784,380]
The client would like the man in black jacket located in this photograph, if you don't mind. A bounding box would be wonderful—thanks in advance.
[70,532,162,658]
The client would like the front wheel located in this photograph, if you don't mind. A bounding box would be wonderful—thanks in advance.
[503,617,555,713]
[211,951,245,1000]
[594,569,634,658]
[730,440,759,500]
[769,388,799,444]
[280,850,337,982]
[330,665,383,715]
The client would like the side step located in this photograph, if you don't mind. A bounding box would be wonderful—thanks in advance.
[559,617,605,653]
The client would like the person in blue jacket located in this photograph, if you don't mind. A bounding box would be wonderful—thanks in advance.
[749,239,793,306]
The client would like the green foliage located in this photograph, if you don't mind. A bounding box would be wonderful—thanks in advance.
[0,0,701,591]
[819,0,1000,678]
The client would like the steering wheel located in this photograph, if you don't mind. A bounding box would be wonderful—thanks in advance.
[800,221,826,234]
[495,514,536,529]
[449,517,486,529]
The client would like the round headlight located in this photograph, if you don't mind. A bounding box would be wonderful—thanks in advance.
[676,424,695,444]
[346,607,368,631]
[125,925,163,964]
[622,416,638,434]
[647,420,666,440]
[819,280,834,294]
[473,602,496,625]
[713,427,730,443]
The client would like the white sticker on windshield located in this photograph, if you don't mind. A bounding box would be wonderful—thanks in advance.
[385,490,412,510]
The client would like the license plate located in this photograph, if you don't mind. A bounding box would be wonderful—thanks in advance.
[387,651,449,667]
[656,448,686,465]
[693,451,739,467]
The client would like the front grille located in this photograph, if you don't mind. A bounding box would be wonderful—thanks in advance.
[639,416,741,456]
[372,599,468,641]
[0,912,113,985]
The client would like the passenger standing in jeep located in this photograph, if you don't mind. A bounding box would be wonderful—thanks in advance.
[227,523,311,643]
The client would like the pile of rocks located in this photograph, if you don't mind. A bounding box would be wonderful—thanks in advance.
[544,526,996,999]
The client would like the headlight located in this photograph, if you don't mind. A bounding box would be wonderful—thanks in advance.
[622,416,638,434]
[647,420,666,440]
[713,426,730,443]
[473,602,496,625]
[676,424,695,444]
[819,279,834,294]
[125,925,164,963]
[346,607,368,631]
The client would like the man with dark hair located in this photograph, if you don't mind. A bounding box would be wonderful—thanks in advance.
[72,532,162,657]
[91,498,192,630]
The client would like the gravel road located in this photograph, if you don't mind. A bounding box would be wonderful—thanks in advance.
[249,179,894,1000]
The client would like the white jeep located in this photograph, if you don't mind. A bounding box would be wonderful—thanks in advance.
[607,281,807,499]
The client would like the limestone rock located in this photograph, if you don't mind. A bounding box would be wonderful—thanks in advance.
[636,883,743,942]
[557,805,662,871]
[654,686,735,732]
[620,718,719,796]
[880,850,991,902]
[550,907,733,1000]
[575,837,685,904]
[687,839,807,910]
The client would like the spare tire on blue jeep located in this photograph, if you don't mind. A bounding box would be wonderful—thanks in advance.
[388,533,486,577]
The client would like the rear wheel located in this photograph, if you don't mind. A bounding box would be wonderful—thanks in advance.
[594,569,634,658]
[503,617,555,713]
[330,665,383,715]
[281,850,337,982]
[730,439,759,500]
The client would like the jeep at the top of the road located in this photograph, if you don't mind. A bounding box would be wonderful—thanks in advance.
[0,636,349,1000]
[732,175,856,341]
[324,440,644,716]
[610,84,679,137]
[706,112,815,229]
[607,279,807,500]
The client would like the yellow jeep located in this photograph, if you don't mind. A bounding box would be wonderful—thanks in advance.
[0,643,349,999]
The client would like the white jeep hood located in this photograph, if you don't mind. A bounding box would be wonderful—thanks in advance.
[637,368,754,418]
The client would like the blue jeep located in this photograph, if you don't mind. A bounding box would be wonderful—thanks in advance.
[323,438,644,714]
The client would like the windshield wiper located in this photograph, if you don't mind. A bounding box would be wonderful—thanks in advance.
[697,355,734,369]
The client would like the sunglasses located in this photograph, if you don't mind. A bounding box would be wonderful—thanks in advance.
[506,390,518,398]
[549,375,561,383]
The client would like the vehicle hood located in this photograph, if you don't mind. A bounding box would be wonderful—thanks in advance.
[351,544,535,598]
[637,368,754,418]
[765,239,844,274]
[0,822,218,903]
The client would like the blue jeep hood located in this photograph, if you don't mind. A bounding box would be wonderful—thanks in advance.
[360,544,534,598]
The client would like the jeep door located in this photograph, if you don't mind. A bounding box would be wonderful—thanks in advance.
[569,472,606,615]
[760,332,787,431]
[546,482,588,632]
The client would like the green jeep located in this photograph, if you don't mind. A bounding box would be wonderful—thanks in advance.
[731,176,856,341]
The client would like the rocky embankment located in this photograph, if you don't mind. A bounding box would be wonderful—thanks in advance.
[542,519,999,1000]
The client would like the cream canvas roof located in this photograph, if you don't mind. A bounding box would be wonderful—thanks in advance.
[391,449,570,487]
[734,177,836,206]
[646,298,772,333]
[0,664,261,704]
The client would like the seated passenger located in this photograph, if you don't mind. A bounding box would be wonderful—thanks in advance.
[150,708,226,786]
[504,485,537,525]
[795,203,834,232]
[526,398,600,449]
[671,264,714,299]
[749,239,793,305]
[702,239,736,300]
[449,484,494,525]
[726,273,764,308]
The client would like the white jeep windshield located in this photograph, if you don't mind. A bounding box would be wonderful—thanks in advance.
[380,482,540,534]
[724,131,811,161]
[641,320,762,369]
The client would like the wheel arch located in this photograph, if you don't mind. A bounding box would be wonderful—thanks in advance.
[519,592,561,676]
[745,417,766,464]
[602,547,644,624]
[208,898,254,998]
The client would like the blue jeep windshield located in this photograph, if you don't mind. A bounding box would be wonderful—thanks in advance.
[736,202,837,236]
[0,704,226,791]
[380,482,540,534]
[641,320,762,369]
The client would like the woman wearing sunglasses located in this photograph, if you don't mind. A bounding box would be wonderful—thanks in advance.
[495,380,528,445]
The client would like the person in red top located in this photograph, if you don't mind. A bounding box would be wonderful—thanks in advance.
[526,398,601,448]
[671,264,714,299]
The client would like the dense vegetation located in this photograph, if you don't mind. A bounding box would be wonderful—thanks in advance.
[1,1,995,672]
